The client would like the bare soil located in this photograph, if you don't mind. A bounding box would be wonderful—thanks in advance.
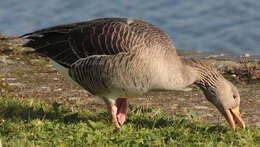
[1,35,260,127]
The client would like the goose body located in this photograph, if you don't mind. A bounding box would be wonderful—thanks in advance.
[21,18,245,130]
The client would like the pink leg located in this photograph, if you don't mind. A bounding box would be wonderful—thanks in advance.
[107,104,120,128]
[116,98,128,125]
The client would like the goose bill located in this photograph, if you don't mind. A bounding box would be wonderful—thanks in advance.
[225,106,245,131]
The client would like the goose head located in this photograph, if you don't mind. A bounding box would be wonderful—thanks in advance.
[198,78,245,131]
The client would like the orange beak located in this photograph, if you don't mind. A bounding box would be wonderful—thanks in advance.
[225,106,245,131]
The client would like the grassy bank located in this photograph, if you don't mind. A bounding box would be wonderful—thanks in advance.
[0,97,260,146]
[1,34,260,146]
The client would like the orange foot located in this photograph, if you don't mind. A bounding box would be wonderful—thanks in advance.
[107,98,128,128]
[116,98,128,125]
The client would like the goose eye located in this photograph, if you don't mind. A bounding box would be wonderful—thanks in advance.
[233,94,237,99]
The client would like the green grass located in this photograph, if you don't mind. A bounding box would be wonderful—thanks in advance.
[0,97,260,146]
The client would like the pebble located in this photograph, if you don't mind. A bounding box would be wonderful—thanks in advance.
[207,113,213,117]
[54,88,62,92]
[231,74,236,78]
[8,82,24,87]
[41,86,51,92]
[53,78,59,81]
[0,56,14,64]
[195,106,208,110]
[177,98,185,101]
[6,78,17,81]
[202,101,207,104]
[68,97,78,101]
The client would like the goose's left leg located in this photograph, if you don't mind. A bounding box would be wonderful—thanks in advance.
[116,98,128,125]
[107,104,120,128]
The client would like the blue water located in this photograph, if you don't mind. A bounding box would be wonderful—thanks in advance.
[0,0,260,55]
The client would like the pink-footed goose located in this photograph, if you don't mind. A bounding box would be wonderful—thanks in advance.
[21,18,245,130]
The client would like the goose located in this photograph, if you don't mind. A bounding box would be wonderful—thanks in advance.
[20,18,245,130]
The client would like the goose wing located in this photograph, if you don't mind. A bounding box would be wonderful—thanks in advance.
[21,18,174,67]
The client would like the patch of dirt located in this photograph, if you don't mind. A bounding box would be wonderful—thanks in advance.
[1,35,260,127]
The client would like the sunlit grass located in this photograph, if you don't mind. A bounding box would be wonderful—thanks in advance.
[0,96,260,146]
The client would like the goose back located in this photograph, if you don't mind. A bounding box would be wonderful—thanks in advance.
[21,18,182,98]
[21,18,175,67]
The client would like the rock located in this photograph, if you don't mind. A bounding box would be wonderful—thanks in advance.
[0,56,14,64]
[53,78,59,81]
[54,88,62,92]
[177,98,185,101]
[194,106,208,110]
[68,97,78,101]
[207,113,213,117]
[41,86,51,92]
[202,101,207,104]
[6,78,17,81]
[8,82,24,87]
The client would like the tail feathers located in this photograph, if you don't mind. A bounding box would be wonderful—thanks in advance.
[21,32,79,68]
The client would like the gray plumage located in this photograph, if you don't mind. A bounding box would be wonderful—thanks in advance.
[21,18,185,101]
[21,18,244,130]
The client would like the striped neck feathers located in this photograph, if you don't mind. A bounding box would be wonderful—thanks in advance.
[181,58,225,95]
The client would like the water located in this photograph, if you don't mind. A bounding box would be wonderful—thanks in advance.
[1,0,260,55]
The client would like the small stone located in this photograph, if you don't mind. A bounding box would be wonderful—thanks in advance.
[54,88,62,92]
[46,64,53,68]
[8,82,24,86]
[177,98,185,101]
[41,86,51,91]
[53,78,59,81]
[231,74,236,77]
[0,56,14,64]
[6,78,16,81]
[202,101,207,104]
[195,106,208,110]
[69,97,78,101]
[207,113,213,117]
